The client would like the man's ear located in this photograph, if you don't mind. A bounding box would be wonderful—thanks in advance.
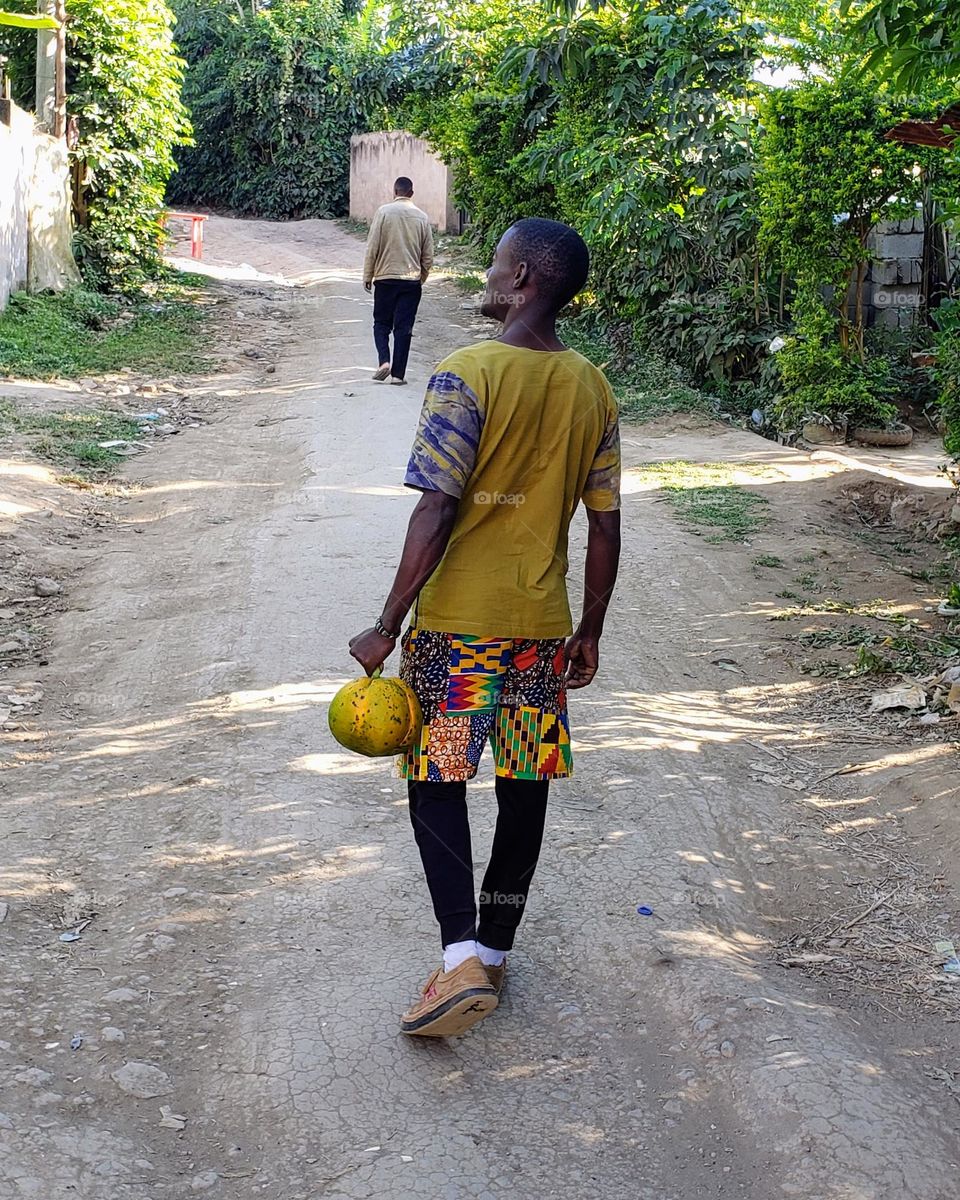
[513,261,530,289]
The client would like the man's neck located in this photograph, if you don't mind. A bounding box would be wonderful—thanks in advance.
[498,307,565,352]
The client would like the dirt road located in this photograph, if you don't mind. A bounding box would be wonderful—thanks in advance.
[2,218,958,1200]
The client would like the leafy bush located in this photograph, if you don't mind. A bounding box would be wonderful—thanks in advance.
[772,294,898,431]
[932,301,960,459]
[757,79,927,353]
[397,0,777,387]
[69,0,191,289]
[169,0,385,218]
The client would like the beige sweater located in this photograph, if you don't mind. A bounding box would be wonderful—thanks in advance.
[362,197,435,285]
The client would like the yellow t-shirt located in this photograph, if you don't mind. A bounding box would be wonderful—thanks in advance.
[404,340,621,638]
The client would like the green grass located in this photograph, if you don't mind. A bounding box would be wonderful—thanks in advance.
[336,217,370,239]
[0,401,143,475]
[0,284,211,379]
[559,318,715,423]
[636,460,770,542]
[753,554,785,568]
[446,268,487,295]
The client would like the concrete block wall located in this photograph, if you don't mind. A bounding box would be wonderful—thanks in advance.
[350,131,461,234]
[864,213,926,331]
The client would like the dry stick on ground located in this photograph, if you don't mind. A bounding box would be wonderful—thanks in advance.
[822,886,902,940]
[811,761,875,787]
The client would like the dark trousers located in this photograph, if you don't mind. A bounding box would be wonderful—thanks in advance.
[408,778,550,952]
[373,279,422,379]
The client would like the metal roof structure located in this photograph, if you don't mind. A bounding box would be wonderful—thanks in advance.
[884,102,960,149]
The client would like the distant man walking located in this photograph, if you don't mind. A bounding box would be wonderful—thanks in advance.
[363,177,434,385]
[349,218,622,1038]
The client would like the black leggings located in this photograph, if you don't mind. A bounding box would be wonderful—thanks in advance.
[408,778,550,952]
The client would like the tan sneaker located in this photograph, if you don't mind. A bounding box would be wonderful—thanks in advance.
[401,956,498,1037]
[484,960,506,996]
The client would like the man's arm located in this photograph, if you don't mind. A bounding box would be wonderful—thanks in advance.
[362,211,383,291]
[565,508,621,689]
[349,489,459,675]
[420,223,435,283]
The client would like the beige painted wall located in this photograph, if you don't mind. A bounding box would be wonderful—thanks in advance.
[0,97,78,312]
[350,131,460,234]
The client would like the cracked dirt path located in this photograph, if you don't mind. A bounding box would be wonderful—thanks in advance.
[2,218,958,1199]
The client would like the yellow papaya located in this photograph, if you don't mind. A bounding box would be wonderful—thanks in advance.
[328,670,422,757]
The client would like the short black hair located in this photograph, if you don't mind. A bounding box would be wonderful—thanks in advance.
[394,176,413,196]
[505,218,590,311]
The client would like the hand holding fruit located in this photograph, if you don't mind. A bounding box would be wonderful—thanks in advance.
[349,627,396,676]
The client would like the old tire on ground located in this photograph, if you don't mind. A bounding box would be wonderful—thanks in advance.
[850,423,914,448]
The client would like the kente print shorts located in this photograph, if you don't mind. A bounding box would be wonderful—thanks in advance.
[398,628,573,783]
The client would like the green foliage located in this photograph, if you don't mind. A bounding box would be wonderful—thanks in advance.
[398,0,777,386]
[393,0,552,249]
[0,285,211,378]
[844,0,960,92]
[68,0,191,288]
[932,300,960,459]
[560,312,715,422]
[757,79,925,297]
[169,0,386,218]
[771,293,899,430]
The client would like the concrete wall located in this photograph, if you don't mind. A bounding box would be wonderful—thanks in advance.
[864,214,925,331]
[350,131,460,234]
[0,97,78,312]
[0,100,32,310]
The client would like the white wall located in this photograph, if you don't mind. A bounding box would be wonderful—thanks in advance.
[350,131,460,234]
[0,97,78,311]
[0,100,32,310]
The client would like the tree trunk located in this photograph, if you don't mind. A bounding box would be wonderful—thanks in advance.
[33,0,65,136]
[854,258,866,361]
[35,0,56,132]
[53,0,65,139]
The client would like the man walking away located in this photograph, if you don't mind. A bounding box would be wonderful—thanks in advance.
[363,177,434,385]
[349,218,622,1038]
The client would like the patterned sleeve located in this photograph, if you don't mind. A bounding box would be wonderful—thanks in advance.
[582,404,621,512]
[404,371,484,499]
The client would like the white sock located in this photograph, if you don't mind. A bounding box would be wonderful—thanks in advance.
[443,940,478,973]
[477,942,506,968]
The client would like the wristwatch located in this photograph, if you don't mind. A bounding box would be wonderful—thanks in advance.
[374,617,400,640]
